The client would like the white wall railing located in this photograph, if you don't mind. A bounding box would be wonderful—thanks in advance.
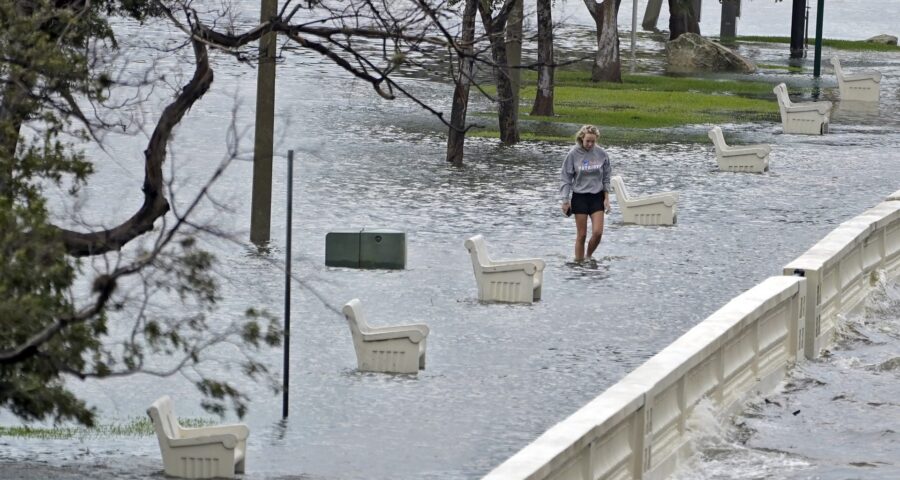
[485,191,900,480]
[484,276,806,480]
[784,196,900,359]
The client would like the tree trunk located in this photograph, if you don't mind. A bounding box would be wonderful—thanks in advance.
[505,0,523,123]
[531,0,554,116]
[0,79,30,199]
[584,0,623,83]
[478,0,519,145]
[668,0,701,40]
[642,0,663,31]
[446,0,477,165]
[789,0,806,58]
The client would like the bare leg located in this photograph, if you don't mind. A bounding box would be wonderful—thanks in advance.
[574,214,588,261]
[586,210,605,257]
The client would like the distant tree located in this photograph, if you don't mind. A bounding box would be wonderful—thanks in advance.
[583,0,623,82]
[447,0,479,165]
[531,0,555,115]
[668,0,701,40]
[478,0,520,145]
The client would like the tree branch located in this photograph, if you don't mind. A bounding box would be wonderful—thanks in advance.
[52,39,214,256]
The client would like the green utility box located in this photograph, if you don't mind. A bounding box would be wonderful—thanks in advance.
[360,229,406,269]
[325,230,361,268]
[325,228,406,270]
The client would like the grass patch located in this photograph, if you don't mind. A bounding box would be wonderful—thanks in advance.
[0,417,217,439]
[468,128,710,145]
[737,36,900,52]
[476,73,778,142]
[526,85,776,128]
[758,63,805,72]
[522,71,775,96]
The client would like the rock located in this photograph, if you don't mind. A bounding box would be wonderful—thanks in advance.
[866,34,898,46]
[665,33,757,73]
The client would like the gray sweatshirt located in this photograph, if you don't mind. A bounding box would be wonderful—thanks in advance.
[559,145,611,204]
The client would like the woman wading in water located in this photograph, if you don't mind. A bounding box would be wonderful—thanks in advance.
[559,125,611,261]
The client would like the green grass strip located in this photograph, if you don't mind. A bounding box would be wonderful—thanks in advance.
[737,36,900,52]
[467,128,711,145]
[477,73,778,141]
[0,417,217,439]
[522,72,775,96]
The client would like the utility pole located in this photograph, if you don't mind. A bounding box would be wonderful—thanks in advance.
[789,0,807,58]
[812,0,824,77]
[250,0,278,245]
[630,0,637,73]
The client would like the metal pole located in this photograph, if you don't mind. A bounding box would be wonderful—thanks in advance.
[250,0,278,245]
[630,0,637,73]
[282,150,293,419]
[813,0,824,77]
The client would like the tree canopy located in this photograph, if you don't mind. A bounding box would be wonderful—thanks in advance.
[1,0,469,425]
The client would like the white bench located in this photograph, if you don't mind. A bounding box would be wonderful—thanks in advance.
[773,82,832,135]
[464,235,544,304]
[147,395,248,479]
[342,298,429,374]
[611,175,678,226]
[831,56,881,103]
[708,126,771,173]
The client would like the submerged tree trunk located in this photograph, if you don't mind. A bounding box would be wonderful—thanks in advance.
[478,0,519,145]
[668,0,701,40]
[446,0,478,165]
[505,0,523,124]
[642,0,664,32]
[584,0,623,83]
[531,0,554,116]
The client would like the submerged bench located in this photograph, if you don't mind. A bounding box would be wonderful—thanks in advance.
[147,395,249,479]
[611,175,678,226]
[773,82,832,135]
[465,234,545,304]
[831,56,882,103]
[342,298,429,374]
[708,126,771,173]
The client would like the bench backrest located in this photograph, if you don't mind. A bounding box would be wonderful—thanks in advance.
[464,235,491,270]
[773,83,792,107]
[611,175,630,201]
[707,126,727,151]
[342,299,368,344]
[830,56,844,80]
[148,395,180,442]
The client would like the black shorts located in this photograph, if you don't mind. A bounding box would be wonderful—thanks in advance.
[570,191,606,215]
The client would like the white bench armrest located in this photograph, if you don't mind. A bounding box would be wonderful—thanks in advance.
[721,145,771,158]
[363,324,429,343]
[844,72,881,82]
[627,193,678,207]
[170,434,238,449]
[785,101,831,114]
[180,424,249,441]
[484,263,537,274]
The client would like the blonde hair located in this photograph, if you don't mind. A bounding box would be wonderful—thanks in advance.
[575,125,600,147]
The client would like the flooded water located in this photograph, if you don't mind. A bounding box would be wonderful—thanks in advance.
[1,1,899,479]
[672,279,900,480]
